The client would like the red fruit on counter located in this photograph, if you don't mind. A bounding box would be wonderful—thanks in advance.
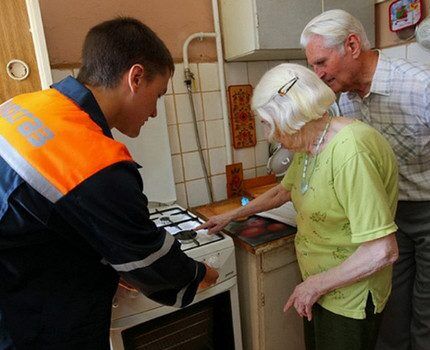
[267,223,285,231]
[240,227,262,237]
[250,218,266,226]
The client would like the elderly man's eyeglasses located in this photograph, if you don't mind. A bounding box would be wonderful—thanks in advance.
[277,76,299,96]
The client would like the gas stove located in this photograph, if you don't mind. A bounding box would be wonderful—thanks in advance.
[111,204,237,325]
[149,205,226,254]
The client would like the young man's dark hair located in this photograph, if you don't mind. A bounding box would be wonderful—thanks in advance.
[77,17,174,88]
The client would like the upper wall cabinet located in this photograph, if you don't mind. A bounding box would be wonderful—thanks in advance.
[219,0,375,61]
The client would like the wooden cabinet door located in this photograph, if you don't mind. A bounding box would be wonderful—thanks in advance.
[0,0,42,103]
[260,244,305,350]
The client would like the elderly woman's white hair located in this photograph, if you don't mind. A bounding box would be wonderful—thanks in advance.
[300,9,371,52]
[252,63,335,141]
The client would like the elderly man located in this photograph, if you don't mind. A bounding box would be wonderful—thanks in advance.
[301,9,430,350]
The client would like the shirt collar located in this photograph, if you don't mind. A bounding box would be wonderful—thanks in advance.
[344,50,392,100]
[367,51,392,97]
[52,76,113,138]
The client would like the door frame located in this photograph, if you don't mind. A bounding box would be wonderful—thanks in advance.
[25,0,52,89]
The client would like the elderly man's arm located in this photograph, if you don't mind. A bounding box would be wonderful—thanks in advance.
[195,183,291,234]
[285,233,398,320]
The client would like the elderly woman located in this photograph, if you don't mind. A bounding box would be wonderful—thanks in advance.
[196,63,399,349]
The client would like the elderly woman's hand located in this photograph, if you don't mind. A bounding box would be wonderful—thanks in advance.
[284,275,324,321]
[194,212,233,235]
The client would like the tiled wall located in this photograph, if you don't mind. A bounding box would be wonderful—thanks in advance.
[165,60,307,208]
[51,60,306,209]
[381,42,430,63]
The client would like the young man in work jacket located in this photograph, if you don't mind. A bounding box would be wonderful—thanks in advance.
[0,17,218,350]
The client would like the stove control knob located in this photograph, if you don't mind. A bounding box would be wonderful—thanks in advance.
[206,255,221,270]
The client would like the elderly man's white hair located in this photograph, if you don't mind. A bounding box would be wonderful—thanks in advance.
[252,63,335,140]
[300,9,371,52]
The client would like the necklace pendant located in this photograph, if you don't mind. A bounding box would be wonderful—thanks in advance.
[300,182,309,194]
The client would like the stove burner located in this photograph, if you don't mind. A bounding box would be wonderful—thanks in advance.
[175,230,199,245]
[150,205,224,251]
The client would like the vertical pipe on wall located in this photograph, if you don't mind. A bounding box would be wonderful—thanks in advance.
[211,0,233,165]
[182,1,233,166]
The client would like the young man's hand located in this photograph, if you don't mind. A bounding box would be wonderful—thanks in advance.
[198,264,219,290]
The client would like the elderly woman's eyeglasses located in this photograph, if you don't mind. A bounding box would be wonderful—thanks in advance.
[277,76,299,96]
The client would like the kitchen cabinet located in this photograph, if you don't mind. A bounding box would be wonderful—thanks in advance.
[218,0,375,61]
[0,0,51,102]
[192,197,304,350]
[236,237,304,350]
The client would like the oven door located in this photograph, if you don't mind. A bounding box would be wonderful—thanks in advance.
[110,279,242,350]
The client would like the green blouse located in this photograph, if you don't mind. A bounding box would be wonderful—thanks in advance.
[282,120,398,319]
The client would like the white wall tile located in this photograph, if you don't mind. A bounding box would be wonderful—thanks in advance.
[186,179,210,207]
[171,154,184,183]
[168,125,181,154]
[407,43,430,64]
[267,60,287,70]
[224,62,248,86]
[178,122,207,152]
[209,147,227,175]
[199,63,220,91]
[211,174,227,201]
[202,91,222,120]
[255,141,269,166]
[164,95,176,125]
[175,93,203,123]
[291,59,309,67]
[206,119,226,148]
[172,63,187,94]
[247,61,268,87]
[382,45,407,59]
[175,183,188,208]
[255,118,268,141]
[233,147,256,169]
[243,168,256,179]
[51,68,73,83]
[256,165,269,177]
[183,151,208,181]
[166,78,173,95]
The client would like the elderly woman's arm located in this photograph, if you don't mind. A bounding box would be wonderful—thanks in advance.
[195,183,291,234]
[285,233,398,321]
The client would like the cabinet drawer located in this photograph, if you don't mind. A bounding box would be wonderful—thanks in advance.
[261,243,297,272]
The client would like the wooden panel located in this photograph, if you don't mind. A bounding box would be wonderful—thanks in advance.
[227,85,256,149]
[261,259,305,350]
[226,162,244,198]
[261,242,296,272]
[0,0,41,103]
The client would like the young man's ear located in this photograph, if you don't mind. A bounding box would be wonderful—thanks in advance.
[344,33,362,59]
[127,64,145,93]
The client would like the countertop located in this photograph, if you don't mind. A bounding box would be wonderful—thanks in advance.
[192,196,296,255]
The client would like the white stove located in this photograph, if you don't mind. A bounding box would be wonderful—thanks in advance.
[110,205,243,350]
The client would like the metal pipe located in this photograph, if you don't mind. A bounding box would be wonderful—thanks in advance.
[181,2,234,203]
[211,0,233,164]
